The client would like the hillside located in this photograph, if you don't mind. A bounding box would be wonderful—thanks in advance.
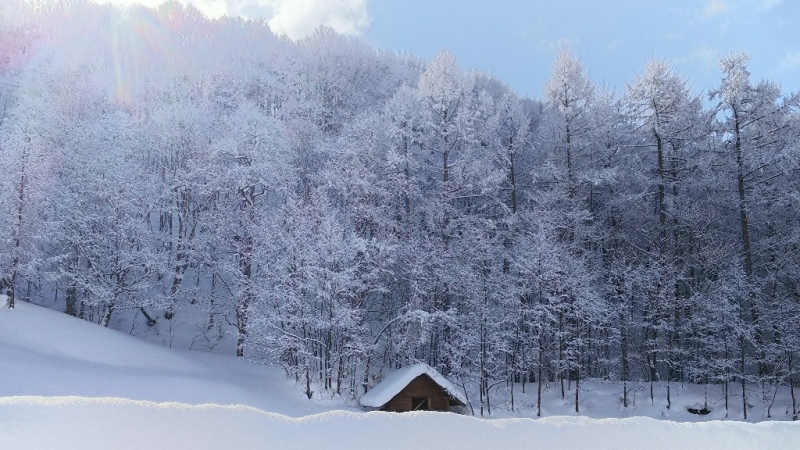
[0,301,348,417]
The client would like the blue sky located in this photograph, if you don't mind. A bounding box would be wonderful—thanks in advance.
[362,0,799,98]
[100,0,799,99]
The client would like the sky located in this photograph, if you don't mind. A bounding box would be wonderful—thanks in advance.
[94,0,799,99]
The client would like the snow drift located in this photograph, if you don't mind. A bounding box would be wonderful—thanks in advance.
[1,396,798,450]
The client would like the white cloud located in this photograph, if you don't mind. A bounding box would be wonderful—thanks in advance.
[754,0,782,11]
[675,46,720,71]
[778,51,800,70]
[91,0,245,19]
[539,37,579,53]
[92,0,168,7]
[262,0,369,40]
[188,0,230,19]
[704,0,731,16]
[93,0,370,40]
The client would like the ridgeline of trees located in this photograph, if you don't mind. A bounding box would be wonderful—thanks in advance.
[1,1,799,417]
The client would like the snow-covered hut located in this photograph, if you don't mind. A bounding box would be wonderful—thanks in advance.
[360,363,466,412]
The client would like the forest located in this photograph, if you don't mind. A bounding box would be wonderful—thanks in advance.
[1,1,799,418]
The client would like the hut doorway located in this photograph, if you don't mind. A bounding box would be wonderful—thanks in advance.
[411,398,429,411]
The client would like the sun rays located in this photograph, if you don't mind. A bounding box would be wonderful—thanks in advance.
[105,4,192,104]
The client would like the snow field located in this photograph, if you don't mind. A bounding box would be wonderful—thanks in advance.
[2,302,799,449]
[1,396,798,450]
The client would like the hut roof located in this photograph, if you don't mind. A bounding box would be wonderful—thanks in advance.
[359,363,467,408]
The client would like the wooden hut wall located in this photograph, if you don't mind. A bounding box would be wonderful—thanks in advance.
[382,375,452,412]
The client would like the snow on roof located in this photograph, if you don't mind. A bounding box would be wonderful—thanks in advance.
[359,363,467,408]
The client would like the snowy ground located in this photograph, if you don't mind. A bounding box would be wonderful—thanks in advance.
[1,302,799,449]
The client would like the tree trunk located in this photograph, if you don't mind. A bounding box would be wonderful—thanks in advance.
[102,301,115,327]
[305,367,313,399]
[575,366,580,413]
[537,333,544,417]
[621,311,629,407]
[65,287,77,317]
[236,288,249,357]
[559,313,565,399]
[667,382,671,410]
[6,143,29,311]
[733,108,763,375]
[741,335,747,420]
[790,353,797,421]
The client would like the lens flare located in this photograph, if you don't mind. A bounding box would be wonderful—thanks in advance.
[105,5,193,104]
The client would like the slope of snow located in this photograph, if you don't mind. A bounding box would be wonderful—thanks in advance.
[360,363,467,407]
[2,302,800,449]
[0,302,352,417]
